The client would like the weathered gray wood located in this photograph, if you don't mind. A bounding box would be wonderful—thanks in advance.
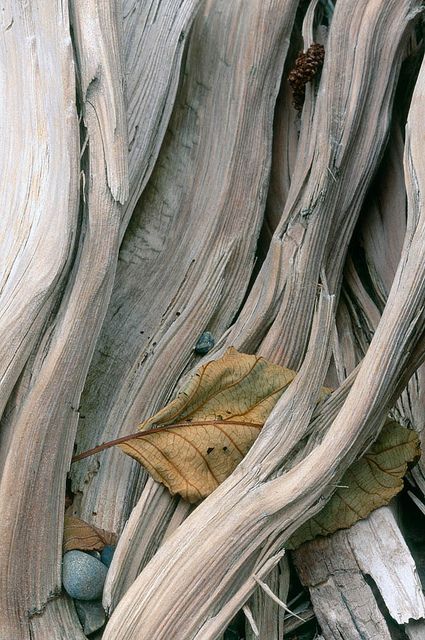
[0,0,423,637]
[100,0,420,628]
[359,123,407,308]
[348,508,425,623]
[102,14,425,634]
[103,481,192,611]
[71,0,203,538]
[291,98,425,640]
[294,508,425,638]
[294,529,393,640]
[246,4,323,631]
[223,0,419,368]
[102,288,335,638]
[121,0,202,234]
[29,596,86,640]
[0,1,79,440]
[100,0,300,611]
[74,0,300,597]
[245,557,289,640]
[0,1,128,637]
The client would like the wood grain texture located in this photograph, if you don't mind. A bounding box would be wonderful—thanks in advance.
[102,288,335,638]
[96,0,301,614]
[348,508,425,623]
[222,0,419,369]
[294,507,425,637]
[291,108,425,636]
[294,528,394,640]
[121,0,202,234]
[102,3,425,635]
[0,0,422,636]
[0,1,128,637]
[245,557,289,640]
[73,0,299,545]
[0,0,79,438]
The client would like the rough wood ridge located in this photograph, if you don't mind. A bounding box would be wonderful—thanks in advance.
[0,0,424,639]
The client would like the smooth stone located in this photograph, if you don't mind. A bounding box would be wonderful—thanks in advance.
[62,550,108,601]
[100,545,116,568]
[194,331,215,355]
[75,600,106,635]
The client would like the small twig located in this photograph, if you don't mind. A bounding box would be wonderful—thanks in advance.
[287,590,305,608]
[405,472,415,487]
[242,604,259,637]
[327,166,337,182]
[80,170,86,204]
[408,490,425,516]
[252,575,306,621]
[80,131,89,158]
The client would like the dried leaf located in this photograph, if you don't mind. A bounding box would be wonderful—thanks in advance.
[63,515,118,553]
[288,421,420,549]
[119,347,297,502]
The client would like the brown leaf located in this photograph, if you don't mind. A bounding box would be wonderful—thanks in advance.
[288,421,420,549]
[119,347,298,502]
[63,515,118,553]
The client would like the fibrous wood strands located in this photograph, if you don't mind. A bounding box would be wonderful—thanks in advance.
[0,0,424,639]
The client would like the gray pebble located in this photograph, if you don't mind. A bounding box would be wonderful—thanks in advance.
[62,550,108,601]
[75,599,106,635]
[100,545,116,568]
[194,331,215,355]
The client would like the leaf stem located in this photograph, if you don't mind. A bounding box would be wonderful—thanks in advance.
[71,420,263,463]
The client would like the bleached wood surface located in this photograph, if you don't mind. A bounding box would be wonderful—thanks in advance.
[0,1,128,637]
[295,105,425,637]
[294,507,425,639]
[295,530,394,640]
[349,509,425,623]
[245,557,289,640]
[75,0,300,555]
[0,1,79,438]
[101,0,422,636]
[1,0,424,638]
[102,2,425,634]
[72,0,202,534]
[121,0,202,234]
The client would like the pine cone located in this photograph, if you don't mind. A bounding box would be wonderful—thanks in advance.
[289,43,325,112]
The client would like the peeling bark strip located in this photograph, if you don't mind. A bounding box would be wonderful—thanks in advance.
[294,508,425,638]
[0,1,128,637]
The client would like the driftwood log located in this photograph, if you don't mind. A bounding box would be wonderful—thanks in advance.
[1,0,425,639]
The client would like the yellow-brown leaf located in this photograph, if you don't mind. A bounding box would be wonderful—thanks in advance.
[63,515,118,553]
[119,347,297,502]
[288,421,420,549]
